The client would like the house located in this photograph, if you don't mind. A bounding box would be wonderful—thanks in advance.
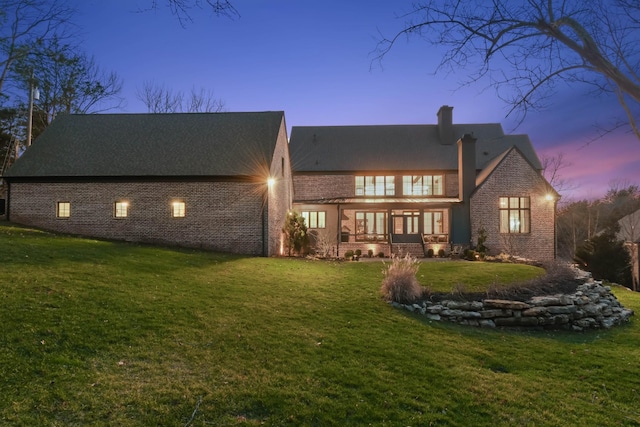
[3,106,557,262]
[2,112,292,256]
[617,209,640,291]
[289,106,558,261]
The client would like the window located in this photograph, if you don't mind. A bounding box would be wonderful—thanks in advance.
[355,175,395,196]
[403,175,443,196]
[301,211,325,229]
[114,201,129,218]
[355,211,387,240]
[499,197,530,233]
[424,211,444,235]
[172,201,186,218]
[56,202,70,218]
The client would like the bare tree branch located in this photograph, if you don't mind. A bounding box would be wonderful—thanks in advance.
[142,0,239,27]
[0,0,76,96]
[137,81,225,113]
[374,0,640,139]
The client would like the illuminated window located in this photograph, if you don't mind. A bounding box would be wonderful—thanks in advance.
[172,201,186,218]
[114,201,129,218]
[56,202,70,218]
[403,175,443,196]
[424,211,444,235]
[355,211,387,240]
[301,211,325,229]
[499,197,530,233]
[355,175,394,196]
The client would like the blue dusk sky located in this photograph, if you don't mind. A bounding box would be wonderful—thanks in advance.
[71,0,640,201]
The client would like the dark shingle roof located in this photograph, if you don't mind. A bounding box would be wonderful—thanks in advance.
[4,111,285,178]
[289,123,541,172]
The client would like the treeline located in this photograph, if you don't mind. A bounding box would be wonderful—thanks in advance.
[558,184,640,287]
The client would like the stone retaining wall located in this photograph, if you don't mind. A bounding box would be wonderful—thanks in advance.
[392,280,634,331]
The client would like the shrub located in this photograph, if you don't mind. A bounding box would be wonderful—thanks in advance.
[344,250,354,260]
[427,248,434,258]
[355,249,362,257]
[380,254,423,304]
[378,251,385,258]
[282,211,309,256]
[368,249,374,258]
[477,227,488,255]
[574,227,632,286]
[438,249,446,258]
[464,249,478,261]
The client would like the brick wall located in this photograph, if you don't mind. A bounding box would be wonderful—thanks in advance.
[294,172,459,200]
[9,180,268,255]
[293,174,353,200]
[266,119,293,256]
[470,149,556,262]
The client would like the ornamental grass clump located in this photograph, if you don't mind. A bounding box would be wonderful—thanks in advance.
[380,253,424,304]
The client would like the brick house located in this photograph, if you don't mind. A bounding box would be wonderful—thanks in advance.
[2,112,292,256]
[289,106,558,261]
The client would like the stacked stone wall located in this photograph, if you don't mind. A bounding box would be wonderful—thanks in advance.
[393,281,634,331]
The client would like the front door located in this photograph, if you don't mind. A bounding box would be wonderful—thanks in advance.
[391,211,421,243]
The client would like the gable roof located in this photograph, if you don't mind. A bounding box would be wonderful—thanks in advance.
[289,122,541,172]
[4,111,285,178]
[473,145,557,195]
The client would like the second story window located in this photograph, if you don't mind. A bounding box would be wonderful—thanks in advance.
[403,175,443,196]
[355,175,395,196]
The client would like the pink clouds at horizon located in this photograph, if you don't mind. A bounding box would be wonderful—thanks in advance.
[537,132,640,202]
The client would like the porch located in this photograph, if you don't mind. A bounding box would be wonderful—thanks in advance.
[338,207,452,258]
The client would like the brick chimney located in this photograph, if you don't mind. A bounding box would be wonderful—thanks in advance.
[451,133,477,245]
[437,105,454,145]
[458,133,477,202]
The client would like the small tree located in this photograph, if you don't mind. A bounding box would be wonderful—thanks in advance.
[476,227,488,257]
[282,211,309,256]
[314,228,334,258]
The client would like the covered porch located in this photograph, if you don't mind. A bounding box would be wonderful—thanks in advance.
[338,204,453,258]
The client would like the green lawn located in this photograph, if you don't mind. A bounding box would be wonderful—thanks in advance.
[1,223,639,426]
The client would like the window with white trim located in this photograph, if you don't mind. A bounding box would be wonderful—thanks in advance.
[499,197,530,233]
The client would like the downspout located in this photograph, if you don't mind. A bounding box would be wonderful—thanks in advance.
[5,180,10,221]
[553,198,558,260]
[336,203,340,257]
[262,189,268,257]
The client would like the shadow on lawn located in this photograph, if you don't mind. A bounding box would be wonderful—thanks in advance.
[0,222,245,270]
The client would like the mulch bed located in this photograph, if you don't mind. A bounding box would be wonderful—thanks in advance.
[427,264,583,303]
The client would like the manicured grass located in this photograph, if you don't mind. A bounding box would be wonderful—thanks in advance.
[1,223,639,426]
